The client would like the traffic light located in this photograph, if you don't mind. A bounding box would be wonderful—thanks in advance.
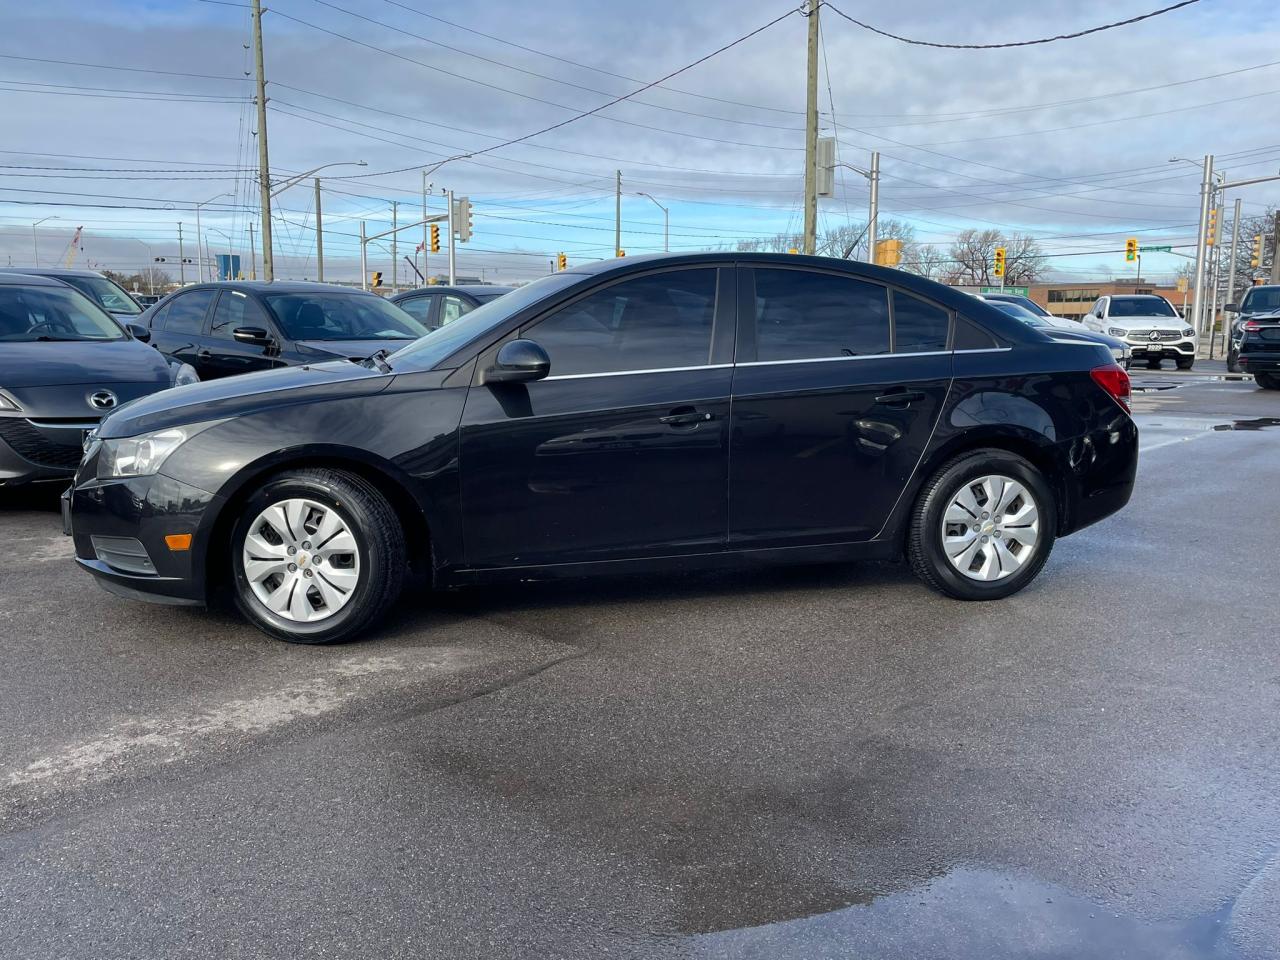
[455,196,473,243]
[616,249,626,258]
[873,238,902,267]
[371,271,382,288]
[1251,234,1264,268]
[430,223,440,254]
[557,252,567,271]
[1125,237,1138,262]
[992,246,1006,277]
[1206,208,1217,246]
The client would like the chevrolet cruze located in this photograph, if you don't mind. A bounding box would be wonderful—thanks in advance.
[67,254,1138,644]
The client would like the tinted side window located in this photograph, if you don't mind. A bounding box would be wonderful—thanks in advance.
[892,291,949,353]
[397,295,434,327]
[753,268,889,362]
[440,295,470,326]
[954,316,1000,350]
[164,290,215,335]
[147,302,170,331]
[529,269,716,376]
[210,290,270,339]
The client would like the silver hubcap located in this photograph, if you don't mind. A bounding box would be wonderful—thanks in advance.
[242,498,360,623]
[940,474,1040,582]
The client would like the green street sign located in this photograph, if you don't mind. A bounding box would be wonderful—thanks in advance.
[980,285,1029,296]
[1139,245,1172,253]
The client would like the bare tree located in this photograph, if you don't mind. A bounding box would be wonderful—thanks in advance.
[946,229,1045,285]
[902,243,949,280]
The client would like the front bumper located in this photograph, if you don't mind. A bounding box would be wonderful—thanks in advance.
[1124,338,1195,357]
[67,468,219,606]
[0,417,94,485]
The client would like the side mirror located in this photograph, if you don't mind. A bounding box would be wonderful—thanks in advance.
[233,326,273,346]
[1225,302,1239,313]
[485,338,550,384]
[126,322,151,343]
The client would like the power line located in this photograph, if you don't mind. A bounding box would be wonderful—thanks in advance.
[825,0,1201,49]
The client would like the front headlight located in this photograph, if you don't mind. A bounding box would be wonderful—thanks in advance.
[1182,327,1196,338]
[1108,327,1127,338]
[98,428,189,479]
[171,363,200,387]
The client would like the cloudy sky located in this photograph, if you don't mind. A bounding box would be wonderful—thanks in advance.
[2,0,1277,285]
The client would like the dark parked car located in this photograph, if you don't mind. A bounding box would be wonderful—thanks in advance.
[141,281,429,381]
[1225,284,1280,381]
[0,267,146,323]
[980,298,1131,366]
[979,291,1053,319]
[388,284,514,331]
[68,253,1137,644]
[0,274,179,487]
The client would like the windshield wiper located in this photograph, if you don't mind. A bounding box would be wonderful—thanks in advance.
[34,335,85,342]
[360,348,393,373]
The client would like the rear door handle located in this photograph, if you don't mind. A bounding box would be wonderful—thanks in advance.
[659,409,714,426]
[874,389,926,407]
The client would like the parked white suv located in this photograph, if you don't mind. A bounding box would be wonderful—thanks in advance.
[1082,295,1197,370]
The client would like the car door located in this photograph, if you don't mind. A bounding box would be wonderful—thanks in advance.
[457,265,734,568]
[395,294,439,330]
[728,265,953,548]
[149,289,215,373]
[200,289,284,379]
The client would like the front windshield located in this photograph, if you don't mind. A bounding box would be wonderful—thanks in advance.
[1109,296,1176,318]
[0,285,126,341]
[62,275,142,315]
[392,273,580,368]
[988,301,1046,327]
[262,292,428,341]
[1241,287,1280,313]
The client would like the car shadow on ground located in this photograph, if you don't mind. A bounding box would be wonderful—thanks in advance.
[0,484,64,513]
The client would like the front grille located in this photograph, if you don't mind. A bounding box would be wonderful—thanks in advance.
[0,419,84,470]
[1126,329,1182,342]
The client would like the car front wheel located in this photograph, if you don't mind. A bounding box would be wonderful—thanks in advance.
[907,450,1057,601]
[231,468,406,643]
[1176,357,1194,370]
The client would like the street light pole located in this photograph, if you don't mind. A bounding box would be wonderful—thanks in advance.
[31,216,58,267]
[251,0,274,281]
[1190,155,1214,336]
[636,192,669,252]
[194,192,231,283]
[134,239,155,294]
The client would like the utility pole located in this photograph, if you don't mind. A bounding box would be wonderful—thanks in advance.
[391,201,398,293]
[251,0,274,281]
[314,178,324,282]
[248,222,256,280]
[422,172,430,284]
[1222,196,1242,357]
[1271,211,1280,284]
[360,221,367,291]
[1209,201,1224,345]
[177,222,186,285]
[615,170,622,257]
[1190,154,1213,336]
[446,188,456,285]
[802,0,820,255]
[866,151,880,261]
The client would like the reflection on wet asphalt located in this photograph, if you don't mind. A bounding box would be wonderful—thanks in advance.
[691,867,1240,960]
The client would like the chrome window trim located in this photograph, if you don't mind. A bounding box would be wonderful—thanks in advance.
[540,347,1010,381]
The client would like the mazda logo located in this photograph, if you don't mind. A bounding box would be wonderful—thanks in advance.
[87,390,118,411]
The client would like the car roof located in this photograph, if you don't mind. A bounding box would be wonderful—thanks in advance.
[165,280,376,296]
[391,284,515,298]
[0,272,71,288]
[1110,294,1168,300]
[0,266,113,279]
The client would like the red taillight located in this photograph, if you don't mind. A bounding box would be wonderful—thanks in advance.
[1091,363,1131,411]
[1243,320,1262,332]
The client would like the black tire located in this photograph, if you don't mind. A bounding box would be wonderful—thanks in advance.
[1175,357,1194,371]
[907,449,1057,601]
[230,468,406,644]
[1257,372,1280,391]
[1226,351,1241,374]
[1146,358,1162,370]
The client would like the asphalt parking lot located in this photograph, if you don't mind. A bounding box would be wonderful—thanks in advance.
[1,363,1278,960]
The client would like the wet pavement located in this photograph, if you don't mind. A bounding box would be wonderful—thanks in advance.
[1,369,1278,959]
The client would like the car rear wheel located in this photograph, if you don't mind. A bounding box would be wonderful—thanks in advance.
[231,468,405,644]
[1256,372,1280,391]
[907,449,1057,601]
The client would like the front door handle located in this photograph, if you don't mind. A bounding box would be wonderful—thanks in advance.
[659,408,714,426]
[197,349,212,359]
[874,389,926,407]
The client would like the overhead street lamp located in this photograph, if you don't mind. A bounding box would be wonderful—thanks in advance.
[834,153,881,261]
[32,216,59,267]
[269,161,367,199]
[194,192,232,283]
[636,192,669,253]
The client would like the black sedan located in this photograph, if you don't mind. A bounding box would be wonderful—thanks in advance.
[142,281,428,381]
[68,253,1137,644]
[0,274,178,487]
[388,284,514,331]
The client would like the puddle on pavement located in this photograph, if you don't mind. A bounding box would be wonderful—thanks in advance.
[688,866,1240,959]
[1212,418,1280,432]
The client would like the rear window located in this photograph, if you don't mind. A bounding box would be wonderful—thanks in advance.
[1240,287,1280,313]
